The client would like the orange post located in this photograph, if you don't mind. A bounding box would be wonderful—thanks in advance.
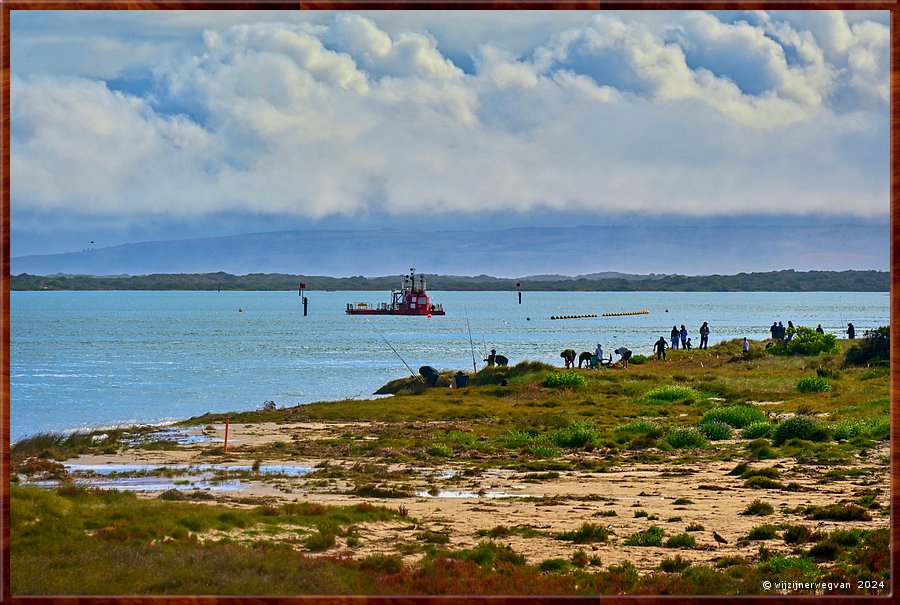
[224,416,230,453]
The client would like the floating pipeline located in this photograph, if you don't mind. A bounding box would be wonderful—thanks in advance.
[550,314,599,320]
[602,310,650,317]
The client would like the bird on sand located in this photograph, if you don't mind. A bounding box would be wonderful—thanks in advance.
[712,531,728,545]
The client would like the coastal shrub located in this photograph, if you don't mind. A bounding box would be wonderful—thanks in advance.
[796,376,831,393]
[659,554,692,572]
[746,524,779,541]
[741,500,774,516]
[741,421,774,439]
[629,354,648,365]
[538,558,570,573]
[844,326,889,366]
[550,420,599,449]
[740,467,780,480]
[831,417,890,442]
[783,525,817,545]
[686,522,704,532]
[427,444,452,458]
[664,533,696,549]
[745,438,778,460]
[770,326,840,357]
[623,525,665,547]
[641,385,702,404]
[527,444,561,459]
[804,503,871,522]
[359,554,404,574]
[815,367,841,380]
[304,531,336,551]
[664,427,708,449]
[771,416,826,446]
[743,476,785,490]
[448,541,526,566]
[555,522,612,544]
[570,549,589,568]
[697,421,732,441]
[501,429,538,448]
[701,405,766,429]
[543,371,586,388]
[613,420,664,437]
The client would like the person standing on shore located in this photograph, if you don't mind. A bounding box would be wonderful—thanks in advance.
[680,325,688,349]
[671,325,680,350]
[654,336,668,360]
[742,337,750,356]
[816,324,825,334]
[699,322,710,349]
[770,322,779,340]
[786,321,796,342]
[847,323,856,339]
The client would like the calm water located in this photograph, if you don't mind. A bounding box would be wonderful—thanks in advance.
[10,290,889,440]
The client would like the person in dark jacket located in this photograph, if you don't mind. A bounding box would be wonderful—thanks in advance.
[847,323,855,339]
[654,336,668,360]
[699,322,710,349]
[680,325,688,349]
[670,325,680,350]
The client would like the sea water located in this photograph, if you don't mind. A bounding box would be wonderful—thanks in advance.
[10,290,889,440]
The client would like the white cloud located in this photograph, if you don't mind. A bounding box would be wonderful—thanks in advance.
[10,11,889,230]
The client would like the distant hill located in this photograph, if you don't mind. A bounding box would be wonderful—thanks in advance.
[10,224,888,277]
[10,270,889,292]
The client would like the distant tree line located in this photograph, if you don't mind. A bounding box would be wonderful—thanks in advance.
[9,270,889,292]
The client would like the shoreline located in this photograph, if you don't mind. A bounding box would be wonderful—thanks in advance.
[12,339,891,594]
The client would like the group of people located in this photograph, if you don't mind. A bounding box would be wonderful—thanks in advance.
[561,343,633,369]
[770,321,856,341]
[667,322,711,352]
[769,320,796,341]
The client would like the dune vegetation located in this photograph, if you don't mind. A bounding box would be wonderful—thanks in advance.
[11,335,891,595]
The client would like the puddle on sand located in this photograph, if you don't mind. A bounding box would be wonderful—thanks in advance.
[25,463,314,493]
[125,426,224,446]
[65,463,313,477]
[33,476,245,492]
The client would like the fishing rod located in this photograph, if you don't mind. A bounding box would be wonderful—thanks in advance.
[366,319,419,379]
[464,306,478,374]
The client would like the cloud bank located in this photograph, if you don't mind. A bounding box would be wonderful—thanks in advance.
[10,10,889,232]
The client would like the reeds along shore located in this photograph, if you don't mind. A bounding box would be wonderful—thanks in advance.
[10,335,891,596]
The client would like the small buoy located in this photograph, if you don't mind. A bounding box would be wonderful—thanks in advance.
[427,313,432,318]
[239,308,243,312]
[526,317,531,321]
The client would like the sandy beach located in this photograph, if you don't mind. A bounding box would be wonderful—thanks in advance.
[58,419,890,575]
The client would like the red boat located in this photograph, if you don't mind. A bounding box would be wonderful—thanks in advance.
[346,268,445,315]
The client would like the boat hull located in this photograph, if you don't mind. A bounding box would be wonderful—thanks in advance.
[346,308,445,315]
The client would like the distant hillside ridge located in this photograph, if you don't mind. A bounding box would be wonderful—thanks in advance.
[10,224,889,277]
[10,270,889,292]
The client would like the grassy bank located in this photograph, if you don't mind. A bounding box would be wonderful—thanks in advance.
[11,336,891,595]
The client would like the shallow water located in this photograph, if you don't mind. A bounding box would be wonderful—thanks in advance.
[11,290,888,439]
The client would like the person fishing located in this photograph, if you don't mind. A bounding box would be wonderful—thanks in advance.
[485,349,497,366]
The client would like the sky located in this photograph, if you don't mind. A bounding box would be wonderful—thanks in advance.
[8,10,890,260]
